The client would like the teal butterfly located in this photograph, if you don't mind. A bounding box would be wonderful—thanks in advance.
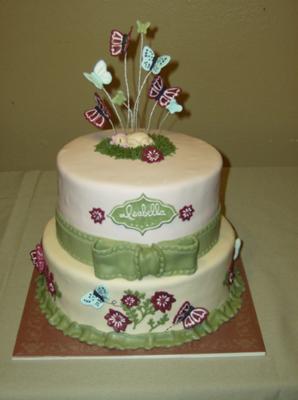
[81,285,109,310]
[141,46,171,75]
[83,60,112,89]
[166,99,183,114]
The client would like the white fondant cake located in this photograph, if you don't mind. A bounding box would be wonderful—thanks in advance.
[30,131,244,350]
[57,131,222,243]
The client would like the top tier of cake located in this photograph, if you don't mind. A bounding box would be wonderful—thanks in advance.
[57,131,222,245]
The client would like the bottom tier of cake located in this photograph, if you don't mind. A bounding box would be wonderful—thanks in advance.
[39,217,245,350]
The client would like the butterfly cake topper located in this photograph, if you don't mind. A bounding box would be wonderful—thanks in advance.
[83,20,185,162]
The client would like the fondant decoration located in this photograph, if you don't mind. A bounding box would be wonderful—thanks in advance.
[141,46,171,75]
[83,21,182,135]
[147,76,181,132]
[35,263,245,349]
[173,301,209,329]
[134,21,151,129]
[112,90,126,106]
[95,132,175,161]
[109,27,133,56]
[179,205,195,221]
[89,207,105,224]
[81,285,109,309]
[30,243,60,298]
[83,60,112,89]
[55,207,221,280]
[30,243,47,274]
[121,293,140,308]
[120,290,174,331]
[151,291,176,313]
[141,146,164,163]
[148,75,181,108]
[136,20,151,35]
[84,93,113,130]
[158,99,183,131]
[104,309,132,332]
[110,132,129,147]
[126,132,154,148]
[167,99,183,114]
[225,238,242,286]
[108,194,177,235]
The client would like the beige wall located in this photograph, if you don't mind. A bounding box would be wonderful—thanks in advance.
[0,0,297,170]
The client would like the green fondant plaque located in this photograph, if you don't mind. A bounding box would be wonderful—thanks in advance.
[108,194,177,235]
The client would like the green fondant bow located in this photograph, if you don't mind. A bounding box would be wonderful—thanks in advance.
[55,208,221,281]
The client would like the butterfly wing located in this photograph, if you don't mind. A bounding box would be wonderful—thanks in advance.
[84,108,106,128]
[159,86,181,107]
[142,46,155,72]
[110,29,124,56]
[183,307,209,329]
[148,75,163,99]
[93,60,112,86]
[151,55,171,75]
[167,99,183,114]
[173,301,192,325]
[80,291,104,309]
[95,93,111,120]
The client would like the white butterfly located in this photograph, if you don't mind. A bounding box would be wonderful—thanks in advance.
[141,46,171,75]
[166,99,183,114]
[233,238,242,261]
[83,60,112,89]
[80,285,109,310]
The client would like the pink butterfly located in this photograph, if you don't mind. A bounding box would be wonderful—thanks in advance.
[173,301,209,329]
[84,93,111,129]
[109,27,133,56]
[148,75,181,107]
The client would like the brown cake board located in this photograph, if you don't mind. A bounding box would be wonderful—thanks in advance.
[13,259,265,359]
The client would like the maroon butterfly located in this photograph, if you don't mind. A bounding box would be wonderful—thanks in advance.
[109,26,133,56]
[173,301,209,329]
[148,75,181,107]
[84,93,111,129]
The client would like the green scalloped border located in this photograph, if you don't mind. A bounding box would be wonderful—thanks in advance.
[95,134,176,160]
[35,271,245,350]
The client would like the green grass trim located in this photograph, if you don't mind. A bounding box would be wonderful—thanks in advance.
[95,134,176,161]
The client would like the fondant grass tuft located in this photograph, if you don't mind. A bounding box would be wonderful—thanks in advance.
[95,134,176,161]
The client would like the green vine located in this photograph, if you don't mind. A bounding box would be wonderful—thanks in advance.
[121,289,171,331]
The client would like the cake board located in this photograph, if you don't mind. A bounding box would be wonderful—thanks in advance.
[13,259,265,359]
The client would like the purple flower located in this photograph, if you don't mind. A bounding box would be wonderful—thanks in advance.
[151,291,176,313]
[104,309,132,332]
[179,205,195,221]
[30,243,47,274]
[30,243,57,297]
[121,294,140,308]
[89,207,105,224]
[141,146,164,163]
[46,272,56,296]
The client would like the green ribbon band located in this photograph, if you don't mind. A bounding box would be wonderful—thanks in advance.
[56,208,221,281]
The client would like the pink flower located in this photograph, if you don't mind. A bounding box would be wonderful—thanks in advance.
[89,207,105,224]
[30,243,47,274]
[151,291,176,313]
[121,294,140,308]
[104,309,132,332]
[141,146,164,163]
[179,205,195,221]
[46,272,56,296]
